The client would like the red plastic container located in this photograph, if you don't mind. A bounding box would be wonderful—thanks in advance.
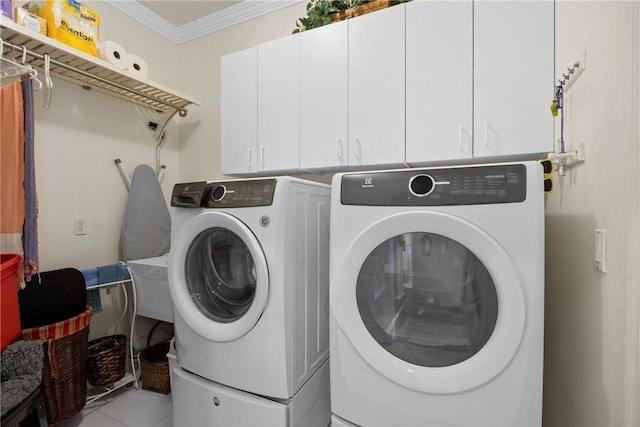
[1,254,22,351]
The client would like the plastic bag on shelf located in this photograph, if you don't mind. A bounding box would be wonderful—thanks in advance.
[40,0,100,56]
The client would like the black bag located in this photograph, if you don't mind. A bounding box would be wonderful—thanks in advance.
[18,268,87,329]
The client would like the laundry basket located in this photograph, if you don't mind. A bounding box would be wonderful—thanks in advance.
[1,254,22,352]
[140,341,171,394]
[21,306,92,426]
[87,334,127,386]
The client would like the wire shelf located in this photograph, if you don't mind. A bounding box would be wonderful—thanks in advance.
[1,17,199,115]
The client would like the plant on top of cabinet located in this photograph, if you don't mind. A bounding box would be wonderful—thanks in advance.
[293,0,349,33]
[293,0,411,33]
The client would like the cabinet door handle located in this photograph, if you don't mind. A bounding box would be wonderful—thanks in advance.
[458,125,468,155]
[484,121,489,149]
[247,148,254,170]
[355,137,362,164]
[337,138,344,163]
[260,146,266,170]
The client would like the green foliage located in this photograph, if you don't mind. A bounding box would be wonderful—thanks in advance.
[293,0,355,33]
[292,0,410,33]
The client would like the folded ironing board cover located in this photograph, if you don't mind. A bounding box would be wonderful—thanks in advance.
[122,165,171,261]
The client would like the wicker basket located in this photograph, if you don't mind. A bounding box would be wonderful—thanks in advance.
[21,306,92,426]
[87,335,127,386]
[140,342,171,394]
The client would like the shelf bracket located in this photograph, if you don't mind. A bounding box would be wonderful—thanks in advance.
[547,142,586,176]
[151,109,183,142]
[147,108,185,176]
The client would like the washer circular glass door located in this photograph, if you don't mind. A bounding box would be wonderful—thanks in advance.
[169,211,269,342]
[331,211,526,394]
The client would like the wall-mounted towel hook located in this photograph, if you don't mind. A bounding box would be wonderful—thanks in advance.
[157,165,166,183]
[114,159,132,191]
[558,52,586,91]
[155,130,167,177]
[43,53,53,109]
[148,121,168,176]
[115,158,165,191]
[547,142,586,177]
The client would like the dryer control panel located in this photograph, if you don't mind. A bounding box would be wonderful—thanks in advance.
[341,164,528,206]
[203,179,276,208]
[171,181,208,207]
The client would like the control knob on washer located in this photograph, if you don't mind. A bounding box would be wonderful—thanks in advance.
[210,185,226,202]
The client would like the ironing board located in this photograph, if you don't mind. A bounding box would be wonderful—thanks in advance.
[121,164,171,261]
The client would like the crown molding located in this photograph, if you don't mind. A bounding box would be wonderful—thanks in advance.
[105,0,177,41]
[105,0,305,44]
[175,1,304,44]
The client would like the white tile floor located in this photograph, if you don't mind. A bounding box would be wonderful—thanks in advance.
[60,388,172,427]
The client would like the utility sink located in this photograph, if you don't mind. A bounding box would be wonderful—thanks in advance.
[128,254,173,323]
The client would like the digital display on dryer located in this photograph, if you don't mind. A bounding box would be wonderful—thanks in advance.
[341,164,527,206]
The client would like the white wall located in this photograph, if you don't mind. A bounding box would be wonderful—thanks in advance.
[32,3,182,272]
[175,2,310,183]
[16,2,183,341]
[544,1,639,425]
[11,1,639,420]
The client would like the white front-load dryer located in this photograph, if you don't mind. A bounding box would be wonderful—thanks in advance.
[329,162,545,426]
[168,177,331,403]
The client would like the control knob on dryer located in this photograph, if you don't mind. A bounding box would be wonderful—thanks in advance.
[409,174,435,197]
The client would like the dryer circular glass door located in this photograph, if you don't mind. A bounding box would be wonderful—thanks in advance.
[331,211,526,394]
[169,211,269,342]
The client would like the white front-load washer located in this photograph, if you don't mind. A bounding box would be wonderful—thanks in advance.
[168,177,331,426]
[329,162,544,426]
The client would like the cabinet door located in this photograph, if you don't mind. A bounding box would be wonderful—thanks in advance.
[348,5,406,168]
[300,20,349,170]
[257,34,300,172]
[474,0,554,158]
[221,47,258,175]
[406,0,472,165]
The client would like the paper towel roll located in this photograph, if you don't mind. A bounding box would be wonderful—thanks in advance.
[98,41,128,70]
[127,54,149,79]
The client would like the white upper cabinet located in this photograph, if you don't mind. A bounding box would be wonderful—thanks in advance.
[221,47,258,175]
[348,4,406,169]
[406,0,473,165]
[257,34,300,173]
[474,0,554,158]
[221,1,554,175]
[299,20,349,170]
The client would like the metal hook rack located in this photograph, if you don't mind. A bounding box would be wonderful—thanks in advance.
[548,52,588,176]
[558,52,586,91]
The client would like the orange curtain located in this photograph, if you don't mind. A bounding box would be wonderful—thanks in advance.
[0,80,26,276]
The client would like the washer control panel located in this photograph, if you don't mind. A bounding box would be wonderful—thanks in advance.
[203,179,276,208]
[341,164,527,206]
